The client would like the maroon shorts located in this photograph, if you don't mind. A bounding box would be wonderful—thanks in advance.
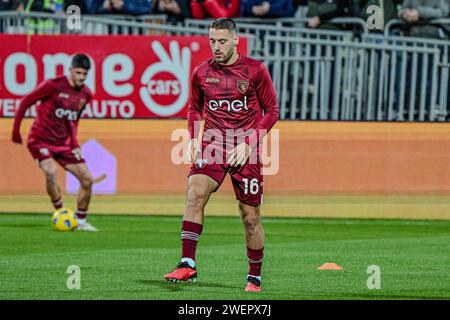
[27,142,85,167]
[189,161,263,206]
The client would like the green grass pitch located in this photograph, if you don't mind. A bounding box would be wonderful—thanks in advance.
[0,214,449,300]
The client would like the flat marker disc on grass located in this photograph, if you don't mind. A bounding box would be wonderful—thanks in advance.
[318,263,343,270]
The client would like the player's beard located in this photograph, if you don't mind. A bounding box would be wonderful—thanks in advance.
[215,48,234,65]
[73,79,84,89]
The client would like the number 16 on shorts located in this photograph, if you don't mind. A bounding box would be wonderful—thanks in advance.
[243,178,259,195]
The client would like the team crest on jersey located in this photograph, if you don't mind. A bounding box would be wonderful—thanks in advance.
[237,80,249,94]
[58,93,69,99]
[195,158,208,169]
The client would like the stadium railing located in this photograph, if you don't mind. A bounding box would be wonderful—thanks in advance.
[0,11,169,34]
[85,14,168,24]
[81,16,257,55]
[81,15,186,35]
[184,18,356,59]
[184,17,369,33]
[0,11,68,34]
[385,18,450,37]
[362,34,450,122]
[263,35,442,121]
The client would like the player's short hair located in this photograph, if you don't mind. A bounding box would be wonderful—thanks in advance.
[71,53,91,70]
[210,18,238,35]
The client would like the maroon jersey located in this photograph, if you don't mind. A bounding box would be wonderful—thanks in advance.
[13,76,92,147]
[188,55,279,151]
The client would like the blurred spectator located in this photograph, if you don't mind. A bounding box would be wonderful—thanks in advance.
[0,0,23,10]
[190,0,239,19]
[85,0,153,15]
[13,1,65,35]
[65,0,87,12]
[306,0,348,29]
[398,0,449,39]
[152,0,190,23]
[348,0,400,27]
[241,0,295,18]
[20,0,65,13]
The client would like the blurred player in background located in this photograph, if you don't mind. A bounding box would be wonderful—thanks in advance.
[11,53,98,232]
[164,18,279,291]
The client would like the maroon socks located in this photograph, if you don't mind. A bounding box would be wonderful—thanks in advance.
[181,220,203,266]
[247,247,264,278]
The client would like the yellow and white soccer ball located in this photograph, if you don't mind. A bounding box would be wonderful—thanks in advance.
[51,208,78,231]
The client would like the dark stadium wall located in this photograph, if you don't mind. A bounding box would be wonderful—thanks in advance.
[1,119,450,195]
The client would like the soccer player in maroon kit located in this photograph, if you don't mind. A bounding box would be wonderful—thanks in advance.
[11,54,98,232]
[164,18,279,291]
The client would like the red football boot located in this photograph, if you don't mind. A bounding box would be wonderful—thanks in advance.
[164,262,197,283]
[245,276,262,292]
